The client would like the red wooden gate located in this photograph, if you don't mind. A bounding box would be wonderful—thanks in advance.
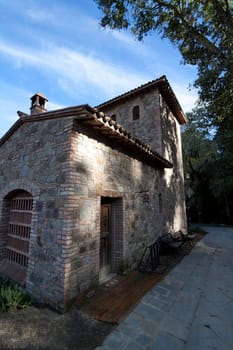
[6,192,32,268]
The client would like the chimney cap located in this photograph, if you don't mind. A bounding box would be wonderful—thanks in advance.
[30,92,48,115]
[30,92,48,102]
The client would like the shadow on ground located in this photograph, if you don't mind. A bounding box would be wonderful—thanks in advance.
[0,231,205,350]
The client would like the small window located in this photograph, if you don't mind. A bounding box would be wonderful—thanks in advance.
[132,105,140,120]
[159,193,163,213]
[111,114,116,121]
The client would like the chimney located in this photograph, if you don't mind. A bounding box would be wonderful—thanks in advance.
[30,93,48,115]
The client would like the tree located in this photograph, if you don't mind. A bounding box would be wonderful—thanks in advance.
[95,1,233,116]
[95,0,233,126]
[182,110,233,223]
[96,0,233,223]
[182,111,216,222]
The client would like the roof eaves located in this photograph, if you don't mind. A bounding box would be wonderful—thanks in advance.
[0,104,95,147]
[0,118,23,147]
[0,103,173,168]
[75,109,173,169]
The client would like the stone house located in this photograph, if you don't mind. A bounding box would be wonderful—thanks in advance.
[0,75,187,311]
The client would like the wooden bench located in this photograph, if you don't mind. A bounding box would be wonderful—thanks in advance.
[158,230,196,254]
[138,240,160,272]
[138,230,196,271]
[177,230,196,247]
[158,233,183,254]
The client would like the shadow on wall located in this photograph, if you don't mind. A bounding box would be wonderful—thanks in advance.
[57,120,186,306]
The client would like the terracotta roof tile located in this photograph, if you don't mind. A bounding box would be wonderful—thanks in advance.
[0,104,172,169]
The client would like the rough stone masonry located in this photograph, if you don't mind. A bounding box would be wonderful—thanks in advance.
[0,76,187,311]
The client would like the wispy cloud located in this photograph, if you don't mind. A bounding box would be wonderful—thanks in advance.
[0,80,65,136]
[172,82,198,113]
[26,8,58,24]
[0,41,43,67]
[109,30,146,52]
[0,84,30,137]
[0,40,149,100]
[0,0,198,138]
[13,1,100,37]
[47,101,66,111]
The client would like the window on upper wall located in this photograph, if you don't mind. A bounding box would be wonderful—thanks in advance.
[132,105,140,120]
[159,193,163,213]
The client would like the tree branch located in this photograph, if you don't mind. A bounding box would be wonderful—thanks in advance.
[209,0,233,34]
[181,18,226,58]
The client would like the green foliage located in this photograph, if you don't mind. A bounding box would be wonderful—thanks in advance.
[182,109,233,224]
[96,0,233,130]
[96,0,233,223]
[96,1,233,55]
[183,110,216,175]
[0,278,32,312]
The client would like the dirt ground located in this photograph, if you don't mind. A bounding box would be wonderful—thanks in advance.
[0,231,204,350]
[0,305,113,350]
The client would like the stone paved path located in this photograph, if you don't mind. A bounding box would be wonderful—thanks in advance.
[96,226,233,349]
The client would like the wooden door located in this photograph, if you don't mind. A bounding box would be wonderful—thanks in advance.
[100,204,111,273]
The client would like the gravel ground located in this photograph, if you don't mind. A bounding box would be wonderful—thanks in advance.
[0,305,113,350]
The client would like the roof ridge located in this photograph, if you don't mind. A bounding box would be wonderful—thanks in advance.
[96,75,166,109]
[96,75,187,124]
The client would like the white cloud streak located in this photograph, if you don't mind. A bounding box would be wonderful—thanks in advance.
[0,37,197,140]
[0,40,149,99]
[171,82,198,113]
[0,0,198,139]
[0,81,65,137]
[26,8,58,24]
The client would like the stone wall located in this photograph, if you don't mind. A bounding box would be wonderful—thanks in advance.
[0,117,74,310]
[62,121,184,306]
[99,89,162,153]
[99,91,187,234]
[160,96,187,232]
[0,93,187,310]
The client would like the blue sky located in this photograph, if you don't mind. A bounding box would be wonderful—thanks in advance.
[0,0,198,138]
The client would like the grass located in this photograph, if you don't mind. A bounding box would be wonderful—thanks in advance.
[0,277,33,312]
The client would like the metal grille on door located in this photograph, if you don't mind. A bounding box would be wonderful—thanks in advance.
[6,193,32,268]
